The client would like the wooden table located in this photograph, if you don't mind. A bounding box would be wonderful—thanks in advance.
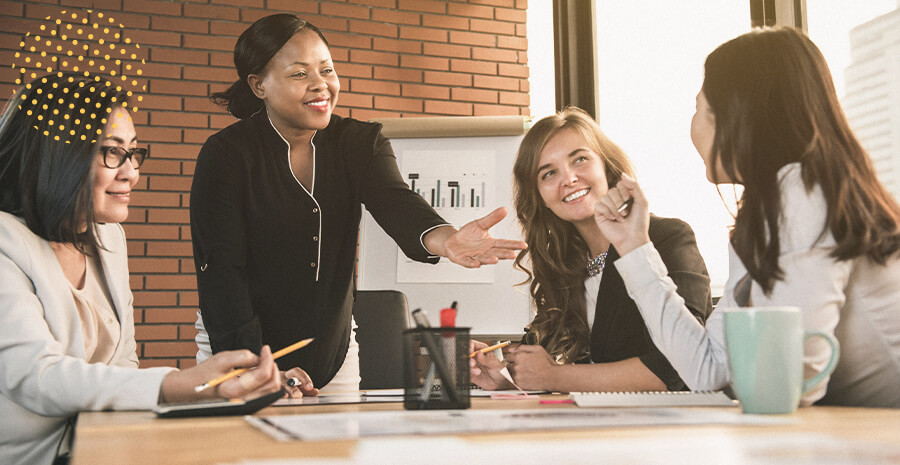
[71,396,900,464]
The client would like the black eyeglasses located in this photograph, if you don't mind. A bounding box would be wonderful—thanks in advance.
[99,146,148,169]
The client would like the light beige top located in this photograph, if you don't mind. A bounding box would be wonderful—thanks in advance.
[69,253,121,364]
[0,213,175,465]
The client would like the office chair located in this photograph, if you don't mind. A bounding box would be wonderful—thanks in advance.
[352,289,410,390]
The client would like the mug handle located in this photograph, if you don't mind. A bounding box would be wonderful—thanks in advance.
[801,330,841,395]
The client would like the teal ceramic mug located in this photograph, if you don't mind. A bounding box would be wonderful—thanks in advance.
[723,306,840,414]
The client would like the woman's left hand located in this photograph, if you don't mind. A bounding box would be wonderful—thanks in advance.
[434,207,527,268]
[504,345,557,391]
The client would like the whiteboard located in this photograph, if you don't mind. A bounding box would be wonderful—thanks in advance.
[358,118,532,335]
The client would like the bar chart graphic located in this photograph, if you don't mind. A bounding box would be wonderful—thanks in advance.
[397,149,498,283]
[401,150,495,215]
[408,174,487,209]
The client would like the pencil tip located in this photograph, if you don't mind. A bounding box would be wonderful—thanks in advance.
[451,301,458,309]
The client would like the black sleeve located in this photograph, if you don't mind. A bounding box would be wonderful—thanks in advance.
[359,129,447,263]
[638,218,713,390]
[190,135,262,354]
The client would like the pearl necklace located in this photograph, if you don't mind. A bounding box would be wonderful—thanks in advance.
[586,251,608,277]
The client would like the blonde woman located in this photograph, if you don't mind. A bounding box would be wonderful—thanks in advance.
[471,107,713,392]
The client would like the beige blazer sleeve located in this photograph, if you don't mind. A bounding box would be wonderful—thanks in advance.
[0,213,174,417]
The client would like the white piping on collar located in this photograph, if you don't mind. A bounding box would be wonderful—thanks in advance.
[267,115,322,282]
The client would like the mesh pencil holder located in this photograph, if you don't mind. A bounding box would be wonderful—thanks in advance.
[403,327,471,410]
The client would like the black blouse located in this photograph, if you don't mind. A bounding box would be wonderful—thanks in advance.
[591,215,713,390]
[522,215,712,391]
[190,111,446,386]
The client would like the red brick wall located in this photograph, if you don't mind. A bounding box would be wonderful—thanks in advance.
[0,0,530,368]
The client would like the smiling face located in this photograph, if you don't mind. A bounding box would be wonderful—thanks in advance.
[249,29,340,138]
[91,107,139,224]
[536,128,610,228]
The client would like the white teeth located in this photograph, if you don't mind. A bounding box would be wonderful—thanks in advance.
[307,100,328,107]
[564,189,589,202]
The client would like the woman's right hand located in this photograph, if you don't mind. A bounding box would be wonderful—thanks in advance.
[160,345,282,404]
[594,174,651,256]
[469,340,514,390]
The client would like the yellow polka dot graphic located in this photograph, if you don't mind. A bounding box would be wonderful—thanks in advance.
[10,8,145,145]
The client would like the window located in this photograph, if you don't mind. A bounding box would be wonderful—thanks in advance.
[527,1,556,119]
[808,1,900,200]
[529,2,899,295]
[592,2,749,294]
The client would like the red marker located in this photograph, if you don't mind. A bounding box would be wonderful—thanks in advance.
[440,301,457,327]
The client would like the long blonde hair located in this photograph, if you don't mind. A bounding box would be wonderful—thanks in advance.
[513,107,635,363]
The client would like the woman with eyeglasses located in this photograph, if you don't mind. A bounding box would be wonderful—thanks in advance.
[0,72,282,465]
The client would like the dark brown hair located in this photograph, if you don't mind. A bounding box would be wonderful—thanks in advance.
[513,107,635,363]
[704,27,900,293]
[0,72,130,250]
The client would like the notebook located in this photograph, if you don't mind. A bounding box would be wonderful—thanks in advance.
[569,390,738,407]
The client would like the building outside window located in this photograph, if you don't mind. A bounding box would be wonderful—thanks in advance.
[809,1,900,199]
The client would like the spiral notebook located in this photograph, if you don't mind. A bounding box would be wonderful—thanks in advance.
[569,390,738,407]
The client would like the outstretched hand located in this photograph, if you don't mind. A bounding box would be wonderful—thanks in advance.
[434,207,527,268]
[593,174,651,256]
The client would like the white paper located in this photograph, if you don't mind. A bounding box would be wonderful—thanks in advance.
[248,407,788,442]
[222,432,900,465]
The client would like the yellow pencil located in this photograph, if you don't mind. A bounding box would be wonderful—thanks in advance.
[468,340,511,358]
[194,338,314,393]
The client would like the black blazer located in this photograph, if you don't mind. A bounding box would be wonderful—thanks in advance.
[591,215,713,390]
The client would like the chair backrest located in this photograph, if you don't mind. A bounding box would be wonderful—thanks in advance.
[353,290,410,390]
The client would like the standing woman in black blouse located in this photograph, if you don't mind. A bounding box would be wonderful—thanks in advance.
[191,14,526,396]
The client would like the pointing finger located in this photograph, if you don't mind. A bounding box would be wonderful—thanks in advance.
[474,207,508,230]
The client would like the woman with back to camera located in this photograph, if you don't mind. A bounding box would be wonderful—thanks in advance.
[191,14,526,396]
[0,72,282,465]
[470,107,713,392]
[596,27,900,407]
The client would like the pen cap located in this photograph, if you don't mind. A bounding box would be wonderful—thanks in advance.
[439,307,457,327]
[411,308,432,328]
